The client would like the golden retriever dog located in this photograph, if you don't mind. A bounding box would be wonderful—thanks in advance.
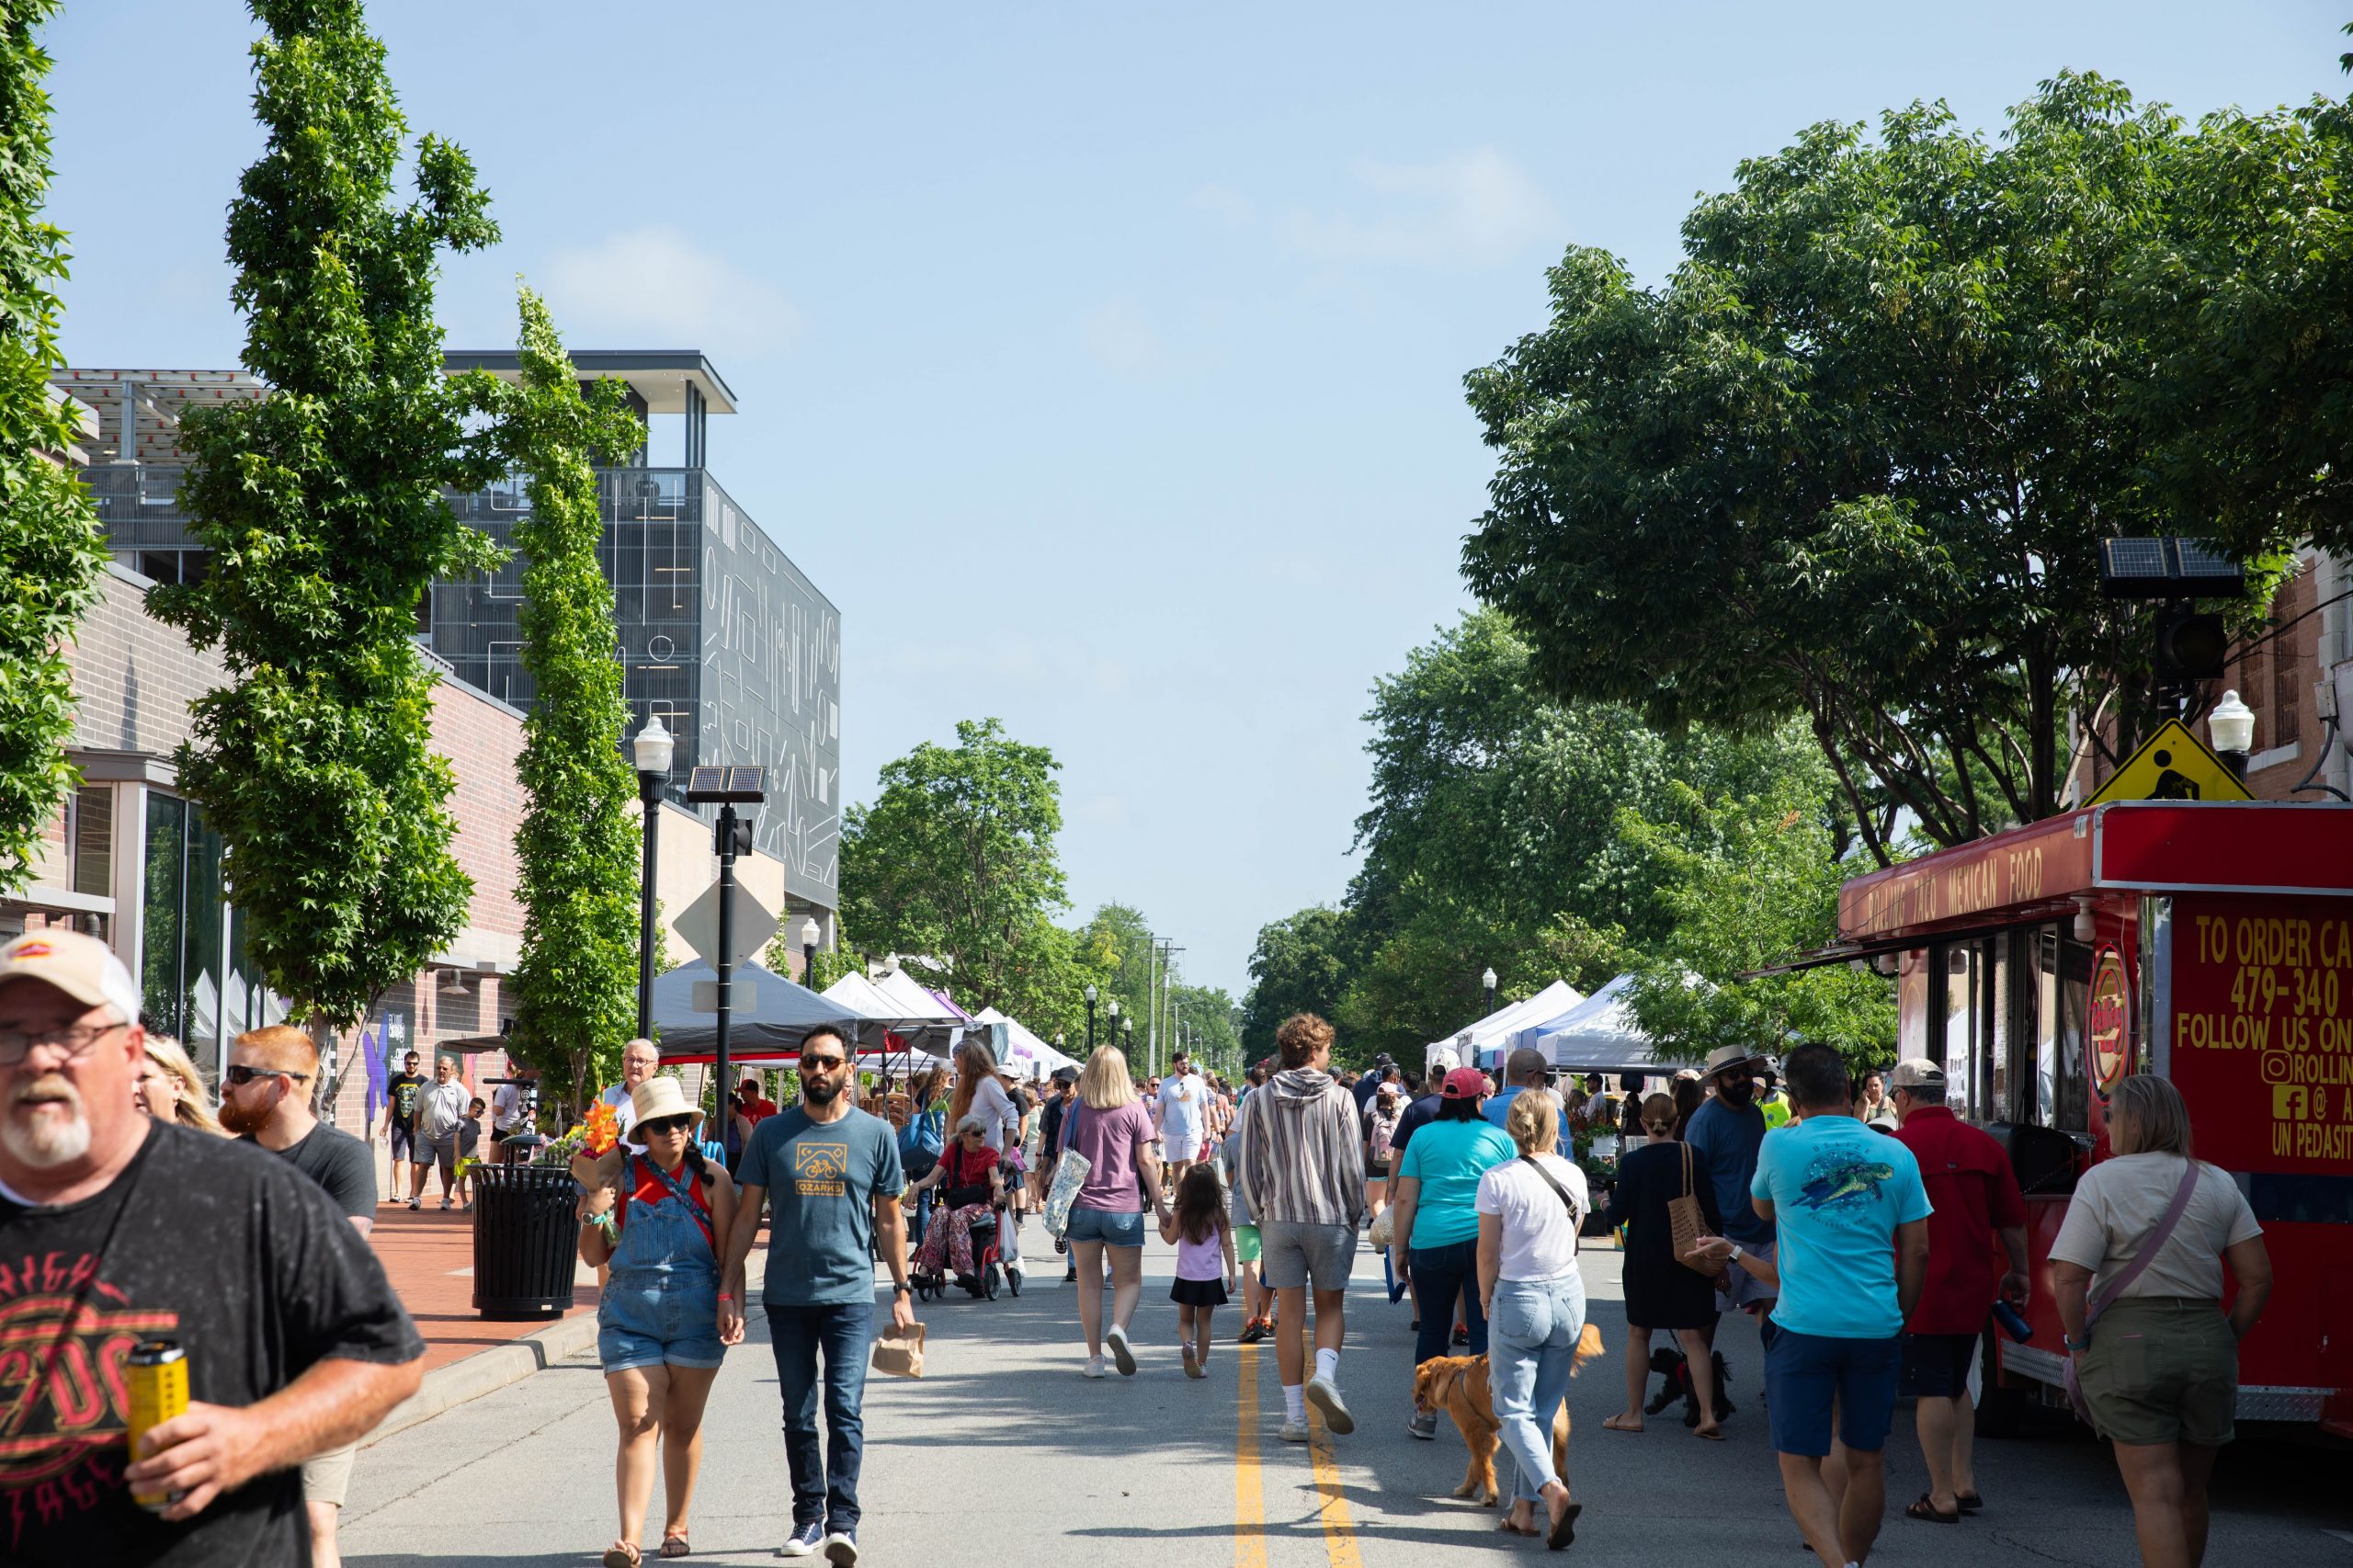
[1412,1323,1605,1506]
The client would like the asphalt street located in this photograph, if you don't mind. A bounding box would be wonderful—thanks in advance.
[343,1225,2353,1568]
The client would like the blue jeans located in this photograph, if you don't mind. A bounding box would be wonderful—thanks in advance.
[1408,1238,1486,1365]
[767,1301,874,1529]
[1488,1273,1587,1501]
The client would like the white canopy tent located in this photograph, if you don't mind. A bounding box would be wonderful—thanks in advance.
[976,1006,1081,1079]
[1509,974,1681,1077]
[1434,980,1586,1073]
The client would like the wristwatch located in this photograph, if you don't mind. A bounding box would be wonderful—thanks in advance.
[1728,1244,1744,1265]
[892,1281,914,1297]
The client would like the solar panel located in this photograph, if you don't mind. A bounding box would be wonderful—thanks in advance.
[684,763,768,803]
[2097,537,2246,599]
[725,765,767,796]
[2098,538,2168,582]
[686,765,727,798]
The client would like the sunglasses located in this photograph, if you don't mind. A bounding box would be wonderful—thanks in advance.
[639,1115,694,1137]
[801,1054,847,1072]
[223,1062,310,1086]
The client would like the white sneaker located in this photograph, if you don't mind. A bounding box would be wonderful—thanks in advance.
[1278,1418,1309,1443]
[439,1196,451,1210]
[1306,1374,1353,1434]
[1081,1357,1107,1379]
[1106,1323,1136,1376]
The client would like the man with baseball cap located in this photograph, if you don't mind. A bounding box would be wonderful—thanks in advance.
[0,929,424,1567]
[1887,1057,2029,1523]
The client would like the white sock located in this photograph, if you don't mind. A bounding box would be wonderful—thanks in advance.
[1314,1347,1339,1383]
[1282,1384,1307,1423]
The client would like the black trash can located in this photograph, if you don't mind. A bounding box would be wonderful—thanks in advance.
[472,1164,580,1320]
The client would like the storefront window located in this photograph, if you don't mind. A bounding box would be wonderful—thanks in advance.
[140,792,233,1071]
[2039,928,2092,1134]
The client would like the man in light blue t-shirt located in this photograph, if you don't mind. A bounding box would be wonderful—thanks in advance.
[1714,1043,1929,1568]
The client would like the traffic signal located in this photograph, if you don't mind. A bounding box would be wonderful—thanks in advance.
[2154,607,2226,686]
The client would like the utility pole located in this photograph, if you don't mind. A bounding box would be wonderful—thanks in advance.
[1160,941,1185,1079]
[1145,935,1160,1081]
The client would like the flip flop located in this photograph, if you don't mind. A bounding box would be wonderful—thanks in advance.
[1546,1500,1583,1551]
[1601,1414,1642,1432]
[660,1533,690,1559]
[1498,1517,1540,1537]
[1955,1493,1984,1512]
[1694,1422,1724,1440]
[602,1544,642,1568]
[1904,1494,1961,1525]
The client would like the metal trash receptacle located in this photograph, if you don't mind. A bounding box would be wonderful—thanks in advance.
[472,1164,580,1320]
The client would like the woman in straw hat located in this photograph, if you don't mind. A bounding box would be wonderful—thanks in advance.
[577,1075,743,1566]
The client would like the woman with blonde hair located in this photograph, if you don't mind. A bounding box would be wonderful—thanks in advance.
[1056,1045,1169,1377]
[1475,1087,1593,1546]
[134,1034,226,1137]
[2051,1075,2270,1568]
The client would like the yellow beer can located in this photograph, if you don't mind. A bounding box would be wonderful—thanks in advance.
[124,1339,188,1512]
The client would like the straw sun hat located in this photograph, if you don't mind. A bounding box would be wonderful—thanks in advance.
[629,1076,704,1128]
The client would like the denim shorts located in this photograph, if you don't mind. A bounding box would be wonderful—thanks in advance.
[599,1270,726,1372]
[1764,1326,1902,1457]
[1064,1204,1145,1247]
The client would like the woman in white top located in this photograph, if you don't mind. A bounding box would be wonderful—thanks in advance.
[2050,1075,2270,1568]
[1474,1088,1591,1550]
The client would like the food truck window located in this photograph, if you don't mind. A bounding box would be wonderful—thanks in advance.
[2037,928,2093,1134]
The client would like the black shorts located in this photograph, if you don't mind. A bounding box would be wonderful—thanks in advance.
[1899,1331,1978,1400]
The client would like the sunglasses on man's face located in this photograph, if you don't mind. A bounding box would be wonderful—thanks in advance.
[801,1054,847,1073]
[223,1062,310,1086]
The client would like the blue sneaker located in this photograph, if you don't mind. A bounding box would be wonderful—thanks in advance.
[823,1525,858,1566]
[777,1519,826,1558]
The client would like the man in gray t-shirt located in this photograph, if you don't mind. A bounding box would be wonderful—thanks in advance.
[720,1027,914,1561]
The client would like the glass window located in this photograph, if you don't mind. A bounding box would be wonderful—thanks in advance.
[2038,928,2093,1134]
[142,792,186,1039]
[71,786,112,900]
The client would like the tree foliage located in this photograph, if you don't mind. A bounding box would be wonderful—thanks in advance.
[839,718,1069,1018]
[502,289,643,1105]
[1239,905,1352,1060]
[150,0,505,1027]
[0,0,105,893]
[1461,74,2298,861]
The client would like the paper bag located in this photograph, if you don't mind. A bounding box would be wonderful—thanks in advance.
[870,1322,926,1380]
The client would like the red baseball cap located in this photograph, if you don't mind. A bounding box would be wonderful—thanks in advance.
[1439,1066,1487,1100]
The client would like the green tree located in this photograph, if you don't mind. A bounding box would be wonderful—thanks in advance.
[839,718,1069,1018]
[1463,75,2258,860]
[0,0,105,892]
[150,0,506,1027]
[1239,905,1353,1060]
[502,289,644,1108]
[1619,744,1894,1073]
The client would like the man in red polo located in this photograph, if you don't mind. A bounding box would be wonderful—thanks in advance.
[1888,1058,2029,1523]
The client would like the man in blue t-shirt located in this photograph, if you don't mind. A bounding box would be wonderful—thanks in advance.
[1483,1048,1574,1145]
[1709,1042,1930,1568]
[1685,1045,1778,1322]
[722,1026,913,1564]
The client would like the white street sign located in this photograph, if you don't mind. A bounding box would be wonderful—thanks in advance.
[676,881,780,971]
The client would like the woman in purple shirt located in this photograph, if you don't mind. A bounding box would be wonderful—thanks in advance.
[1059,1046,1172,1378]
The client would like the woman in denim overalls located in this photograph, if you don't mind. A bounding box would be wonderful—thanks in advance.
[579,1077,743,1566]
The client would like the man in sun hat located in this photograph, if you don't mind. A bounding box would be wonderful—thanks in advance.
[0,929,424,1567]
[1687,1043,1779,1357]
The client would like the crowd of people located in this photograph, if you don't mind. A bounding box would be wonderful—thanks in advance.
[0,925,2278,1568]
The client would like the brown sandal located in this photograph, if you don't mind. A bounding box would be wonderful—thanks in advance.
[1601,1414,1642,1432]
[1905,1494,1961,1525]
[602,1544,642,1568]
[660,1533,690,1558]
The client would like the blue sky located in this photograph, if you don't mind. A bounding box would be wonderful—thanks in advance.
[40,2,2347,998]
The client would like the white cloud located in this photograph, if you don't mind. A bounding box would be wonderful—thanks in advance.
[1081,297,1169,377]
[1280,148,1560,269]
[1190,184,1256,227]
[542,227,800,354]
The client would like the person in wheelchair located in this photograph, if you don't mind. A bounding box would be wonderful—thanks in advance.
[904,1114,1006,1288]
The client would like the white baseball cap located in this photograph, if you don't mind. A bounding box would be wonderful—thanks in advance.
[0,929,141,1024]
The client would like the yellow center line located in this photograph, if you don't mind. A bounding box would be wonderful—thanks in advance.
[1235,1344,1266,1568]
[1305,1403,1364,1568]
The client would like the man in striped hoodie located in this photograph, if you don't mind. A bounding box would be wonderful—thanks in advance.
[1230,1012,1366,1442]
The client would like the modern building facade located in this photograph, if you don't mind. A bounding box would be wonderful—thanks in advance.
[49,352,842,937]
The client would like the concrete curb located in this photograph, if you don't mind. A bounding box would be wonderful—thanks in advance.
[364,1312,601,1448]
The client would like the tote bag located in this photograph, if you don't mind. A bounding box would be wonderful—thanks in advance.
[1042,1102,1094,1240]
[1670,1141,1725,1278]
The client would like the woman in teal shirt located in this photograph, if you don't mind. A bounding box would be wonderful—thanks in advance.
[1389,1067,1518,1438]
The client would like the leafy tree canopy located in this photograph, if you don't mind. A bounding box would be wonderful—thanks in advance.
[1239,905,1352,1061]
[1462,74,2308,861]
[0,0,105,893]
[150,0,506,1027]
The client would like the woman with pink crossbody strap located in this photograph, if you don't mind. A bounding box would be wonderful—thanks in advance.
[2050,1076,2272,1568]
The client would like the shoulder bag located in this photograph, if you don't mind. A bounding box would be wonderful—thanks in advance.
[1670,1141,1725,1278]
[1042,1102,1094,1240]
[1517,1153,1586,1254]
[2063,1158,2201,1425]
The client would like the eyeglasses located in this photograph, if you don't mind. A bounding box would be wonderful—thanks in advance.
[0,1021,126,1067]
[801,1054,847,1073]
[222,1062,311,1086]
[639,1116,693,1137]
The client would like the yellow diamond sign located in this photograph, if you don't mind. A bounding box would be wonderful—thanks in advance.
[2085,719,2254,807]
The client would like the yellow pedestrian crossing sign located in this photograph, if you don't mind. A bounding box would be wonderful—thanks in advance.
[2085,719,2253,807]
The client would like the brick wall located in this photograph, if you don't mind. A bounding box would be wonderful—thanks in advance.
[65,563,228,756]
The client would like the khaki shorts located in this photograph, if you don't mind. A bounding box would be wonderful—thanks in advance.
[302,1441,358,1506]
[2079,1297,2237,1448]
[1258,1220,1357,1292]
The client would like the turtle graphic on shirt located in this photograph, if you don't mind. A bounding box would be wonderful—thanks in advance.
[1795,1155,1897,1210]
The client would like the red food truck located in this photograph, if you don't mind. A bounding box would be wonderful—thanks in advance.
[1832,800,2353,1437]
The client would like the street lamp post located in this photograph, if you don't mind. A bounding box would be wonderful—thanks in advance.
[1107,996,1120,1061]
[798,915,821,986]
[1482,965,1498,1016]
[2209,688,2256,779]
[685,763,765,1134]
[1120,1013,1133,1069]
[1084,983,1098,1052]
[631,715,675,1039]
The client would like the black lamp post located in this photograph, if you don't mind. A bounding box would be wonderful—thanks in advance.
[631,715,674,1038]
[1085,983,1098,1052]
[685,762,765,1126]
[1120,1013,1132,1065]
[1482,965,1498,1016]
[798,915,821,986]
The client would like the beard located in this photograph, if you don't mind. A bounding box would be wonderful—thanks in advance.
[801,1074,843,1106]
[3,1074,94,1168]
[217,1092,267,1136]
[1717,1077,1756,1106]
